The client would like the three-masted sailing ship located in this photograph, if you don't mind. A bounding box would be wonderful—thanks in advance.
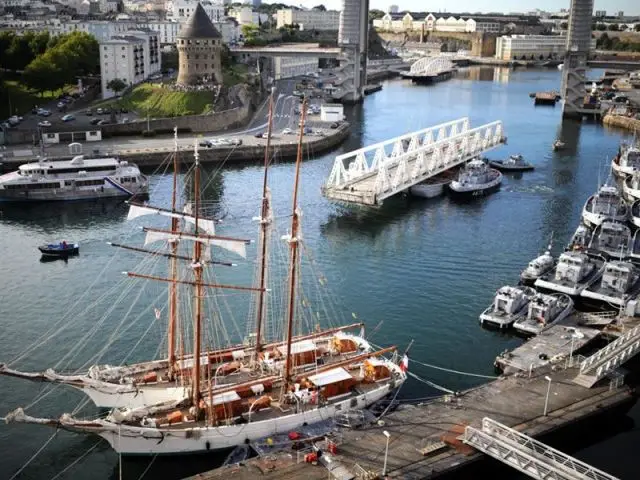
[4,97,406,454]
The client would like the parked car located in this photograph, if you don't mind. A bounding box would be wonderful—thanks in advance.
[90,118,101,125]
[37,109,51,117]
[85,109,93,116]
[57,102,66,109]
[303,127,313,135]
[8,115,20,125]
[229,138,242,146]
[38,120,52,127]
[96,108,104,115]
[330,122,340,129]
[61,114,75,122]
[97,119,107,126]
[254,132,264,138]
[282,128,293,135]
[199,140,214,148]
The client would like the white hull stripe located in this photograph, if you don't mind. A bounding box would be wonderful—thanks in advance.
[105,177,135,196]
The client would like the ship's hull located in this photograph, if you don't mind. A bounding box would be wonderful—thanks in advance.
[535,269,603,297]
[409,181,448,198]
[0,184,148,202]
[581,208,627,229]
[512,299,573,336]
[62,378,403,455]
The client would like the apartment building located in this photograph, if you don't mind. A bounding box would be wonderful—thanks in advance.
[495,34,596,60]
[276,8,340,31]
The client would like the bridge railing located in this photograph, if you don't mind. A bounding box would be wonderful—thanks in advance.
[373,121,503,199]
[325,117,471,188]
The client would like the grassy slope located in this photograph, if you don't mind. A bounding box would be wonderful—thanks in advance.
[1,80,69,119]
[113,83,216,117]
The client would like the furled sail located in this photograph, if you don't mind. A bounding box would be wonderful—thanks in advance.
[144,230,247,258]
[127,204,216,235]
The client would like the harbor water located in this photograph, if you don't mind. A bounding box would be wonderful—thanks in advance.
[1,66,639,479]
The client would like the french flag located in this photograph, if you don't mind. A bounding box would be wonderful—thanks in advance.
[399,354,409,372]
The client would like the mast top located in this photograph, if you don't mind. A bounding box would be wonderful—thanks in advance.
[194,139,200,166]
[173,126,178,150]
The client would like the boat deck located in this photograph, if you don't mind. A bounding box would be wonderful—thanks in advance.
[495,315,601,374]
[184,368,635,480]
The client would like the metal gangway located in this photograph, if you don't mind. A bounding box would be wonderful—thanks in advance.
[322,117,506,206]
[573,325,640,388]
[463,417,619,480]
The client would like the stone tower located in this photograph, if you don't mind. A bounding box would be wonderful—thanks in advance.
[177,3,223,86]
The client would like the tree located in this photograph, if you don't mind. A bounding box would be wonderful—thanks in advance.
[312,4,326,11]
[596,23,607,31]
[635,24,640,32]
[560,22,568,30]
[107,78,127,95]
[369,9,385,21]
[24,56,64,95]
[608,23,619,31]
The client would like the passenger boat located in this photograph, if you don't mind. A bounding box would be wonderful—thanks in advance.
[4,98,406,455]
[567,223,593,251]
[488,154,534,172]
[0,156,148,202]
[552,140,566,151]
[520,235,555,285]
[479,285,536,329]
[535,251,605,296]
[409,168,458,199]
[38,241,79,257]
[449,158,502,197]
[622,172,640,203]
[611,141,640,179]
[581,183,628,228]
[512,293,574,336]
[588,221,632,258]
[581,261,640,307]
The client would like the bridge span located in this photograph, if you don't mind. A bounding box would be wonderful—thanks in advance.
[321,117,506,206]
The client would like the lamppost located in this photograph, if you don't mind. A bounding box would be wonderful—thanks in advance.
[543,376,552,416]
[382,430,391,477]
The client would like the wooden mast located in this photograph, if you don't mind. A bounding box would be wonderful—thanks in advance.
[255,89,275,355]
[191,141,203,409]
[284,96,307,386]
[168,127,180,376]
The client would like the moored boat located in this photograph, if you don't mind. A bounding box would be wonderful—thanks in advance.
[449,158,502,197]
[588,221,632,258]
[567,223,593,251]
[479,285,536,329]
[520,235,555,285]
[535,251,605,296]
[581,260,640,307]
[611,141,640,179]
[488,154,534,172]
[0,156,148,202]
[512,293,574,336]
[581,183,628,228]
[623,172,640,203]
[631,200,640,229]
[409,168,458,199]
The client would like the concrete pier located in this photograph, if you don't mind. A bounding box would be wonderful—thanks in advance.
[184,368,635,480]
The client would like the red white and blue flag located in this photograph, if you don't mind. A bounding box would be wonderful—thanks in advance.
[399,354,409,372]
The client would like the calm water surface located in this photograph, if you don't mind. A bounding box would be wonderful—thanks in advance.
[1,67,638,479]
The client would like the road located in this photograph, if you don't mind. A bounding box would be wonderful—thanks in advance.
[1,78,330,161]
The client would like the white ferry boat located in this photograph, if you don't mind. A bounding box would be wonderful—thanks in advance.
[0,156,148,202]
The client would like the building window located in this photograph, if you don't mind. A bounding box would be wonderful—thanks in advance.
[195,64,199,69]
[204,64,207,69]
[195,54,199,59]
[121,46,125,50]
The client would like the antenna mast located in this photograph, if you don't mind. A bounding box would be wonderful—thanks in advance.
[255,88,275,355]
[191,141,203,410]
[168,127,180,376]
[284,96,307,386]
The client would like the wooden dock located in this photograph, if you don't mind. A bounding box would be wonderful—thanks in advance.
[183,367,635,480]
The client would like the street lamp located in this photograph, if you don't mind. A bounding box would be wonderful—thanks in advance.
[543,376,552,416]
[382,430,391,477]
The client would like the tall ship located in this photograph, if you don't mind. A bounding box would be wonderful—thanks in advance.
[4,98,406,455]
[0,156,149,202]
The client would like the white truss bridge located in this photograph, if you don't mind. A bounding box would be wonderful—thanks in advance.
[409,56,456,76]
[322,117,506,206]
[574,325,640,388]
[464,417,619,480]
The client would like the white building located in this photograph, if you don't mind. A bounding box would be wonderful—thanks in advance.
[495,34,596,60]
[229,6,267,25]
[373,13,500,33]
[99,30,161,99]
[276,9,340,31]
[273,56,318,80]
[169,0,224,23]
[141,21,180,45]
[214,19,240,44]
[320,103,343,122]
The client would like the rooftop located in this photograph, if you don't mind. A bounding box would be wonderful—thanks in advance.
[178,3,221,39]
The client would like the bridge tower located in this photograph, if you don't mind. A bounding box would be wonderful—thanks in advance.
[561,0,594,118]
[338,0,369,103]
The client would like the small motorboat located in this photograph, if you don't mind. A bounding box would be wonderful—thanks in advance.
[488,154,534,172]
[581,260,640,307]
[512,293,574,336]
[520,236,555,285]
[552,140,566,151]
[38,241,79,258]
[479,285,537,329]
[588,221,632,259]
[409,168,458,199]
[581,182,628,228]
[535,251,605,296]
[449,158,502,197]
